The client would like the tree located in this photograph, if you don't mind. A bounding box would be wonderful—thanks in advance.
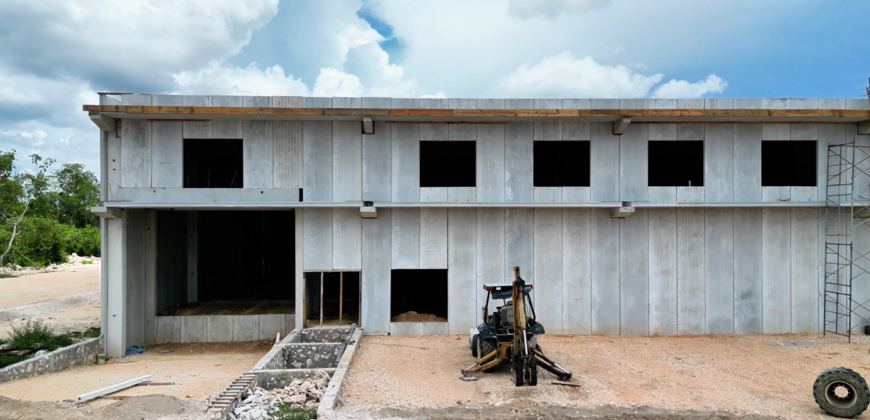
[54,163,99,228]
[1,154,54,267]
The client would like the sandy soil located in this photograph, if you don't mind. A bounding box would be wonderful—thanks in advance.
[0,263,100,309]
[338,334,870,420]
[0,341,271,403]
[391,311,447,322]
[0,394,205,420]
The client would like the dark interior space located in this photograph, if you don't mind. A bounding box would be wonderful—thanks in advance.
[648,141,705,187]
[420,141,476,187]
[762,141,817,186]
[390,269,448,320]
[197,211,295,301]
[304,272,360,324]
[155,211,188,313]
[534,141,590,187]
[184,139,243,188]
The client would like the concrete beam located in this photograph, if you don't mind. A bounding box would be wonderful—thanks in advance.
[89,114,116,132]
[613,117,631,135]
[859,120,870,135]
[91,206,122,219]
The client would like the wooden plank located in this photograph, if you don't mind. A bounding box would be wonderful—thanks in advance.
[420,187,447,202]
[677,208,705,335]
[303,121,333,202]
[234,315,259,342]
[151,121,182,188]
[705,208,734,334]
[477,208,505,314]
[591,208,620,334]
[534,122,562,140]
[562,187,591,203]
[333,207,361,270]
[762,208,791,333]
[649,208,678,335]
[420,208,448,269]
[505,122,534,202]
[243,121,273,188]
[273,121,303,188]
[448,208,476,334]
[649,187,676,204]
[121,120,151,188]
[561,208,591,334]
[704,124,733,202]
[362,121,391,201]
[206,315,233,342]
[477,124,505,202]
[391,124,420,202]
[391,208,420,269]
[733,124,762,202]
[791,208,818,332]
[505,208,534,282]
[534,187,561,203]
[333,121,362,202]
[734,208,763,334]
[619,123,648,202]
[591,123,619,202]
[619,208,649,336]
[303,208,333,270]
[534,209,563,332]
[362,209,391,333]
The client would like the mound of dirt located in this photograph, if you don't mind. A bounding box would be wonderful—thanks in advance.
[0,395,204,420]
[391,311,446,322]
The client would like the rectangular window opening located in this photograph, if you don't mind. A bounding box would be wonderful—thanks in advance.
[183,139,243,188]
[648,141,704,187]
[391,269,448,322]
[420,141,475,187]
[304,272,361,326]
[762,141,817,187]
[533,141,590,187]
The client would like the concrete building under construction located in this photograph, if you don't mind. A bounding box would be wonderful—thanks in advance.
[85,95,870,357]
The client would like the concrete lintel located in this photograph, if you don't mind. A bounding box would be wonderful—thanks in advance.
[613,117,631,135]
[89,114,116,132]
[859,120,870,135]
[610,206,636,218]
[90,206,122,219]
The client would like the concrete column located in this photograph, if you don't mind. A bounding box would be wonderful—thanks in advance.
[105,215,126,358]
[295,210,304,330]
[187,211,198,302]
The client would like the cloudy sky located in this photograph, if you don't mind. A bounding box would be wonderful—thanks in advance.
[1,0,868,174]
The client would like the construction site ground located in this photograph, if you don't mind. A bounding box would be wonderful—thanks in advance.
[336,334,870,420]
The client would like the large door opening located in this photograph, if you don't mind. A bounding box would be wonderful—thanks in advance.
[304,271,360,327]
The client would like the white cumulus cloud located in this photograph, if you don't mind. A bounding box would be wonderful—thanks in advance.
[173,63,310,96]
[508,0,613,19]
[651,74,728,98]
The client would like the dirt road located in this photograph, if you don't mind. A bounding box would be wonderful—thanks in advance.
[339,334,869,419]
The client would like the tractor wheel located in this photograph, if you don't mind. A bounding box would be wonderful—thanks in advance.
[512,357,524,386]
[471,335,479,358]
[479,338,498,360]
[529,357,537,386]
[814,367,870,418]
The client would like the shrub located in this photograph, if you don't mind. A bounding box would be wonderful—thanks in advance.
[270,405,317,420]
[9,320,72,351]
[0,217,100,268]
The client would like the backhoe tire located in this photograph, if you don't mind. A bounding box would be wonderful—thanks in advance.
[471,335,479,358]
[479,338,498,360]
[814,367,870,418]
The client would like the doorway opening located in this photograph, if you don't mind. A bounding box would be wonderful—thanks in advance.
[304,271,360,326]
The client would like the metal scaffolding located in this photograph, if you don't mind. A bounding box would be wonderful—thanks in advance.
[823,140,870,340]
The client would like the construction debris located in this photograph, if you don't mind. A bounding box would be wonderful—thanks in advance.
[231,371,329,420]
[75,374,153,403]
[391,311,446,322]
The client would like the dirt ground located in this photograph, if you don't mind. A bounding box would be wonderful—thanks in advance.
[0,395,205,420]
[0,341,270,402]
[338,334,870,420]
[0,263,100,309]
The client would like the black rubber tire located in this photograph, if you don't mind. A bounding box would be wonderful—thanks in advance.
[512,357,524,386]
[479,338,498,360]
[471,335,479,358]
[814,367,870,418]
[528,357,537,386]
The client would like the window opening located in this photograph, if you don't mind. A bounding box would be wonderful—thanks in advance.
[183,139,243,188]
[420,141,475,187]
[648,141,704,187]
[761,141,817,186]
[533,141,590,187]
[391,269,448,322]
[304,272,360,326]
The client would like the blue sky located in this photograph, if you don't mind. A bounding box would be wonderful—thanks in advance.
[0,0,868,174]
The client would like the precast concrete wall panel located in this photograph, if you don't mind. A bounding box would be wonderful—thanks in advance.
[504,208,534,282]
[853,220,870,333]
[705,208,734,334]
[677,124,705,141]
[534,122,562,141]
[591,208,620,335]
[762,208,791,333]
[182,96,212,138]
[791,187,817,202]
[448,208,477,334]
[591,123,619,202]
[504,122,533,202]
[151,121,183,188]
[763,187,790,202]
[420,124,447,141]
[391,208,420,269]
[562,122,591,140]
[791,208,818,332]
[391,124,420,202]
[477,125,505,202]
[649,187,677,204]
[448,187,476,202]
[273,121,303,189]
[213,96,243,139]
[362,209,391,333]
[534,187,561,203]
[733,124,762,202]
[449,124,476,141]
[243,121,273,188]
[333,121,362,202]
[818,125,845,201]
[420,208,448,269]
[477,208,505,313]
[678,187,705,202]
[421,187,447,202]
[125,210,147,347]
[333,207,362,270]
[303,208,333,270]
[619,123,648,202]
[677,208,705,335]
[619,208,649,336]
[303,121,333,202]
[562,208,591,334]
[791,124,818,141]
[534,208,563,331]
[563,187,591,203]
[762,124,790,141]
[362,121,391,201]
[704,124,733,202]
[649,124,677,141]
[649,208,678,335]
[733,208,763,334]
[121,120,151,188]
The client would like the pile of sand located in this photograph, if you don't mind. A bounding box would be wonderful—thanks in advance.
[391,311,447,322]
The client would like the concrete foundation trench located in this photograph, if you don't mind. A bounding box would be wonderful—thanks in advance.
[208,326,361,419]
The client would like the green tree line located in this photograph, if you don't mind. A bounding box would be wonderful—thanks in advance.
[0,150,100,268]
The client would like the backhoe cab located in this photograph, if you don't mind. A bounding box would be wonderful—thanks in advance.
[462,266,572,386]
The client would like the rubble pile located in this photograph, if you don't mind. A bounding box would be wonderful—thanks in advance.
[231,371,330,420]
